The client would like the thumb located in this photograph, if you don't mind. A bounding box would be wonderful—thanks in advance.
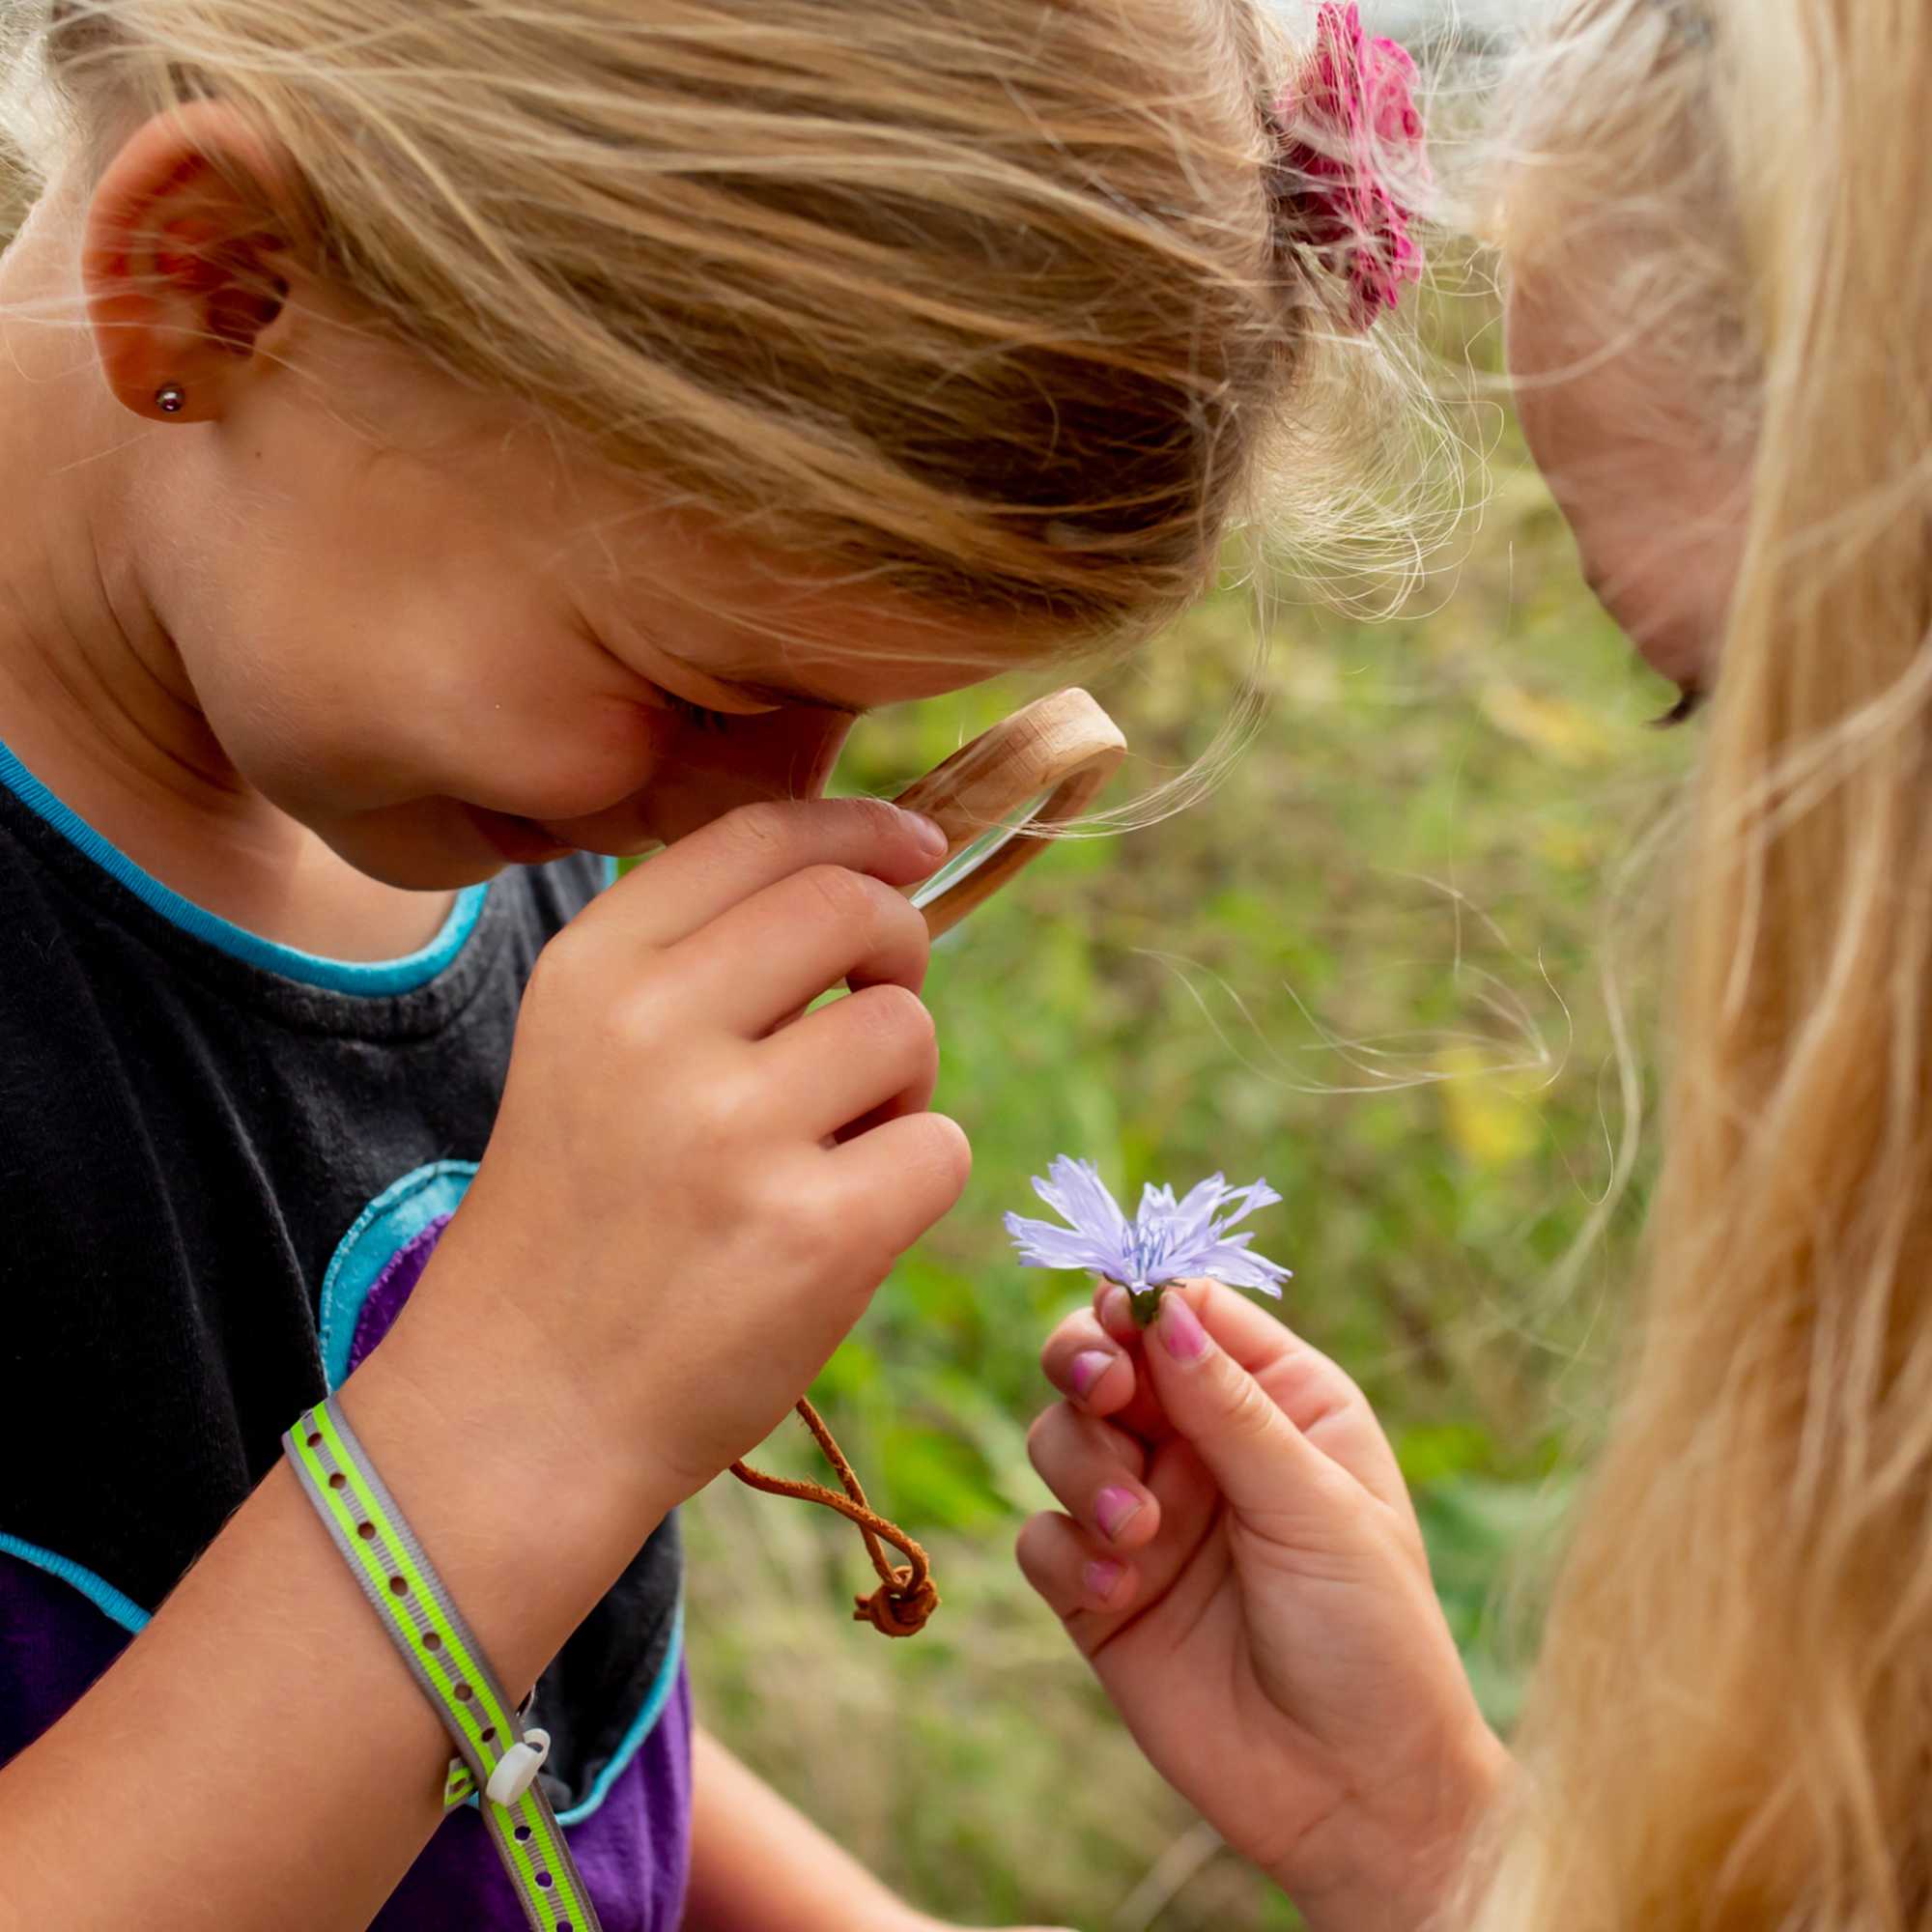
[1142,1284,1342,1521]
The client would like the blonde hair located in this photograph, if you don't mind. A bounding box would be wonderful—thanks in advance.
[0,0,1396,656]
[1472,2,1932,1926]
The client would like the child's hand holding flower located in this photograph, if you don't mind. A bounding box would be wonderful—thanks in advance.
[1010,1162,1507,1932]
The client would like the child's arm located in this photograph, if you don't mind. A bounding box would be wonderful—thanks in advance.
[1020,1280,1511,1932]
[4,1342,670,1927]
[681,1728,1071,1932]
[0,797,968,1927]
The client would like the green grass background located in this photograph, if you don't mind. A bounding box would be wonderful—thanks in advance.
[682,361,1699,1927]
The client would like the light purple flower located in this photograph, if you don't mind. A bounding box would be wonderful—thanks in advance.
[1005,1156,1292,1314]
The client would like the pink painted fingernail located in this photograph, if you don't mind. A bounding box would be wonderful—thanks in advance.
[1095,1486,1143,1542]
[1068,1350,1115,1399]
[1084,1558,1123,1604]
[1158,1294,1211,1364]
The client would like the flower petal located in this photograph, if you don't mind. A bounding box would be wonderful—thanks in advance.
[1208,1178,1284,1235]
[1003,1211,1126,1279]
[1136,1180,1179,1224]
[1033,1156,1130,1247]
[1192,1236,1293,1294]
[1163,1174,1234,1250]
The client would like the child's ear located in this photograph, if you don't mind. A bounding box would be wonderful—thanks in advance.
[81,101,311,424]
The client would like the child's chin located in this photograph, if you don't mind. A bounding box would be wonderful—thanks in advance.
[313,809,531,892]
[464,804,580,870]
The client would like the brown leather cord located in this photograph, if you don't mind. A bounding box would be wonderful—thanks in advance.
[729,1399,940,1637]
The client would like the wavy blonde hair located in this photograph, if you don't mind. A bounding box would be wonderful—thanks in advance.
[0,0,1408,659]
[1472,2,1932,1926]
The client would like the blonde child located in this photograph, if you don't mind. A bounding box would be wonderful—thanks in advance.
[0,1,1416,1926]
[1023,1,1932,1926]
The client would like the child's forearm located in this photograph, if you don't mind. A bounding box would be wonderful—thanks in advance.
[0,1326,670,1929]
[681,1727,927,1932]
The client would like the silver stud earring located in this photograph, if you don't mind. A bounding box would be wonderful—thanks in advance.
[155,384,186,414]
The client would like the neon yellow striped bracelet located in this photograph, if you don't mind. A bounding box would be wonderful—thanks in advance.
[285,1399,603,1932]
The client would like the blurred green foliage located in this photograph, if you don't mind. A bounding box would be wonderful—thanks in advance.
[683,363,1697,1927]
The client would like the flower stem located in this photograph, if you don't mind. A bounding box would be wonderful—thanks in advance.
[1128,1285,1162,1329]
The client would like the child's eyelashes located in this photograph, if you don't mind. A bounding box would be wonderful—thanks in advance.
[659,690,734,733]
[1651,683,1709,729]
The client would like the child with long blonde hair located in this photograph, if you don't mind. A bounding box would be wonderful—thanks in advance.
[0,2,1422,1926]
[1022,1,1932,1926]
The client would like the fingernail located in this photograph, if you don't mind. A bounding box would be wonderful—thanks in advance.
[1095,1486,1143,1542]
[1068,1350,1115,1399]
[1083,1558,1123,1604]
[1158,1294,1210,1364]
[903,810,950,858]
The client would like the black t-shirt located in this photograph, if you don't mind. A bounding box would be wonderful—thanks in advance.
[0,740,691,1930]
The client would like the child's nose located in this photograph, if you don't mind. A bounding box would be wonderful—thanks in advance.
[644,707,855,846]
[545,707,854,854]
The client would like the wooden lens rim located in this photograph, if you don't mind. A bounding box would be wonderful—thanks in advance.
[894,688,1126,938]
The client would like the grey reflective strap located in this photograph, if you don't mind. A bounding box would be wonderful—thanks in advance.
[285,1399,603,1932]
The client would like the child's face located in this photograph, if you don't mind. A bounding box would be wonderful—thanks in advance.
[126,306,996,892]
[1504,263,1747,705]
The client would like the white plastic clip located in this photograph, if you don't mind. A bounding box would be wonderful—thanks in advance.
[484,1727,552,1807]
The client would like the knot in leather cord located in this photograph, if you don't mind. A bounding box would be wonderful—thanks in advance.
[854,1567,941,1638]
[730,1398,940,1639]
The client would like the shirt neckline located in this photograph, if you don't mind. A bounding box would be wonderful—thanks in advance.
[0,736,490,998]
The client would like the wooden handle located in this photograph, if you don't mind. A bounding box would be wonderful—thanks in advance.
[894,688,1126,937]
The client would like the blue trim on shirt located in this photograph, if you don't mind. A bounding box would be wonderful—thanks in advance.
[0,1535,150,1635]
[0,738,489,996]
[317,1154,681,1827]
[317,1160,480,1390]
[556,1598,686,1830]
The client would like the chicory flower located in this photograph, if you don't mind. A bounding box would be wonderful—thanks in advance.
[1005,1155,1292,1324]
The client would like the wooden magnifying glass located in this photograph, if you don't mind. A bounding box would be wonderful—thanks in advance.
[893,688,1126,938]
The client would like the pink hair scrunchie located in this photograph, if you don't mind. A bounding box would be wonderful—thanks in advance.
[1273,2,1428,329]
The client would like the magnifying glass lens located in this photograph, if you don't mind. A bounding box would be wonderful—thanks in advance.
[908,791,1052,914]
